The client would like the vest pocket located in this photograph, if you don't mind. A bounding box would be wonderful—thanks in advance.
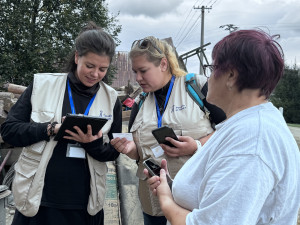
[12,141,46,211]
[92,161,107,207]
[31,111,54,123]
[12,155,39,210]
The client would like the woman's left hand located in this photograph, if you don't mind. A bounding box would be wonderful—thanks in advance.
[63,125,103,143]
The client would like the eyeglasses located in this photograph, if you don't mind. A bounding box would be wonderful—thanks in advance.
[203,64,217,78]
[131,38,162,54]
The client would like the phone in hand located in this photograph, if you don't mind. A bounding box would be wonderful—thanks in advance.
[143,158,173,188]
[151,126,179,147]
[143,158,161,177]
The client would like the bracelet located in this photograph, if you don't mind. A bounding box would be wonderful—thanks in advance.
[49,122,58,136]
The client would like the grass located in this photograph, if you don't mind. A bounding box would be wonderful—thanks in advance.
[287,123,300,128]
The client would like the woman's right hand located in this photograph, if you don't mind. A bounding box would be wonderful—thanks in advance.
[110,138,139,159]
[145,159,171,196]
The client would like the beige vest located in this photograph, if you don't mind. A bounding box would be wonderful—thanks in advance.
[131,75,214,216]
[12,73,118,217]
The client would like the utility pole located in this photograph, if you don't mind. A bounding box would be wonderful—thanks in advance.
[194,5,211,75]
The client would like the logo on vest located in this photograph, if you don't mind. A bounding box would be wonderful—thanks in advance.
[171,104,186,113]
[99,110,112,120]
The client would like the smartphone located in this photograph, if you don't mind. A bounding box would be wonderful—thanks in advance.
[143,158,173,188]
[152,126,179,147]
[143,158,161,177]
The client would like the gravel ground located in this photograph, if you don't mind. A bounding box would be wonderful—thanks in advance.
[289,126,300,147]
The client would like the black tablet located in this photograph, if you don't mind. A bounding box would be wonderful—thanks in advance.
[54,114,108,141]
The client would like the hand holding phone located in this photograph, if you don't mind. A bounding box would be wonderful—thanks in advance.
[143,158,173,188]
[152,126,179,147]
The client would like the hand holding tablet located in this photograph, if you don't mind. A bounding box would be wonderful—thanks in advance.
[54,113,108,141]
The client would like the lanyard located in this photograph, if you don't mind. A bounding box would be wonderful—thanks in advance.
[67,80,96,115]
[154,76,175,128]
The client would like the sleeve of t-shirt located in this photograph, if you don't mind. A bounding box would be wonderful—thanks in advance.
[186,155,275,225]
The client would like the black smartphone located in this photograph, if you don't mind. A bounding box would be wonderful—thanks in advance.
[152,126,179,147]
[143,158,161,177]
[143,158,173,188]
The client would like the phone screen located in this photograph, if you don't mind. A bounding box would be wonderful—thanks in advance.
[144,159,161,176]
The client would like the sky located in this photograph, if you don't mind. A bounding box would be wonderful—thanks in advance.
[106,0,300,73]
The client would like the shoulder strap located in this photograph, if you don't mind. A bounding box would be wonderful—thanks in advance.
[138,92,149,109]
[185,73,207,112]
[138,74,208,112]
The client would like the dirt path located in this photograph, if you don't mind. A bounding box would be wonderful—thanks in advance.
[289,126,300,148]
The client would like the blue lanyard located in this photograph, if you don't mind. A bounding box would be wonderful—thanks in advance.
[154,76,175,128]
[67,80,96,115]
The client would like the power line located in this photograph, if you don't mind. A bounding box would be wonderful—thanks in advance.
[206,0,214,6]
[211,0,218,7]
[175,12,202,48]
[175,0,216,48]
[173,11,193,41]
[175,11,196,43]
[173,0,206,45]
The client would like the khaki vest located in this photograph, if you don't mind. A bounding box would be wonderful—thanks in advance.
[12,73,118,217]
[131,75,213,216]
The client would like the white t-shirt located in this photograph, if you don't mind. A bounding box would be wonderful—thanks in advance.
[171,102,300,225]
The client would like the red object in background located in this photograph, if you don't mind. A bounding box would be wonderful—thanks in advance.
[122,98,135,108]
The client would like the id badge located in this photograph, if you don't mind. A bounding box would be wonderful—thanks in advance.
[150,143,164,158]
[67,143,86,159]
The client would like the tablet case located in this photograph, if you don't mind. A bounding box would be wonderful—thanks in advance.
[54,114,108,141]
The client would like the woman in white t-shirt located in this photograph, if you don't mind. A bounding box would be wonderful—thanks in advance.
[146,29,300,225]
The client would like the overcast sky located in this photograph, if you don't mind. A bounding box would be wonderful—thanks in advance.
[106,0,300,73]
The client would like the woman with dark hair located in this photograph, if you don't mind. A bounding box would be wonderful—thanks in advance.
[1,21,122,225]
[146,29,300,225]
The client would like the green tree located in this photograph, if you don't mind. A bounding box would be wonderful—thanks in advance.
[271,66,300,123]
[0,0,121,87]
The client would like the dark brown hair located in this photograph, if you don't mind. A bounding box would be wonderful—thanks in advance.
[65,21,116,74]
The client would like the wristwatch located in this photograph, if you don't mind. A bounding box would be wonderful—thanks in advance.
[194,140,202,154]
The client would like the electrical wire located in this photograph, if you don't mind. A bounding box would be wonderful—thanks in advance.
[174,0,207,45]
[176,12,202,48]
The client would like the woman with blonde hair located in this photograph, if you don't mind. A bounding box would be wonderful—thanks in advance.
[111,36,225,225]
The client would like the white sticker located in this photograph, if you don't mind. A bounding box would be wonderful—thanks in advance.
[67,144,86,159]
[151,143,164,158]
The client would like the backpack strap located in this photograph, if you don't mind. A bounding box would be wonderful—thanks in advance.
[138,92,149,109]
[185,73,208,113]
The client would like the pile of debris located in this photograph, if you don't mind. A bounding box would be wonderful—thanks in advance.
[0,83,26,182]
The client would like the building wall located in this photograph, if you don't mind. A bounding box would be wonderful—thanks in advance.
[111,51,137,88]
